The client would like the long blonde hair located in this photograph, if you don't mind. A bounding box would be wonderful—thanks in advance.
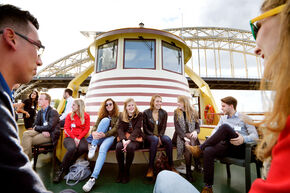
[177,95,198,122]
[71,99,86,125]
[121,98,140,123]
[255,0,290,161]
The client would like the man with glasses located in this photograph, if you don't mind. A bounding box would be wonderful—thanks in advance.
[0,4,50,192]
[0,4,79,193]
[0,4,78,193]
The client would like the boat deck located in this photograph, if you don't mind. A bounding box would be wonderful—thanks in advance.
[35,154,259,193]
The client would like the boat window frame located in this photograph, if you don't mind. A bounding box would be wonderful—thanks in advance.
[123,38,156,70]
[161,40,183,75]
[96,39,118,73]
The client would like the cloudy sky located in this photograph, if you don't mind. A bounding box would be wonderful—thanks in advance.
[3,0,268,112]
[2,0,262,66]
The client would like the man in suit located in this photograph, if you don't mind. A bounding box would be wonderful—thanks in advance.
[22,93,60,160]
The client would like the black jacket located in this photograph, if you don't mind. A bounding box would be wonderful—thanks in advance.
[34,106,60,146]
[0,83,50,192]
[143,108,168,137]
[118,112,144,141]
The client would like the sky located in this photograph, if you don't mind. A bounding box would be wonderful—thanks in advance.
[2,0,263,66]
[2,0,267,112]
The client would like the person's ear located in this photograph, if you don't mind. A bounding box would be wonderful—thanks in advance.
[3,28,17,51]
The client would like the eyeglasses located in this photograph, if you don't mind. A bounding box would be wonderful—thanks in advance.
[0,30,45,56]
[250,4,285,40]
[106,103,113,107]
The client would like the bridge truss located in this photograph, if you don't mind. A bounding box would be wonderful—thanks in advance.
[165,27,262,79]
[15,27,261,98]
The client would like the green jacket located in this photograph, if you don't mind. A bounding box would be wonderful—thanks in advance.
[91,116,119,137]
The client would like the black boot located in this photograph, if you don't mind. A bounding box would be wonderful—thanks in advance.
[53,168,64,183]
[116,163,124,183]
[186,165,194,182]
[194,158,202,173]
[115,171,123,183]
[122,166,130,184]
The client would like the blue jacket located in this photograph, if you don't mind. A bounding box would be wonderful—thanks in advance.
[0,83,51,193]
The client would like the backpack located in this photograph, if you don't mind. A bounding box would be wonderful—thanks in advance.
[64,160,91,186]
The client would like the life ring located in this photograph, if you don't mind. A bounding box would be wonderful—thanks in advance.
[204,104,214,124]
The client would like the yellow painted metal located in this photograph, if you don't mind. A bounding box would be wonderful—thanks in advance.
[185,65,219,125]
[56,46,94,114]
[198,126,215,140]
[57,99,65,114]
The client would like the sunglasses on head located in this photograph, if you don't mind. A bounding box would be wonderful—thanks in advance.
[250,4,285,40]
[106,103,113,107]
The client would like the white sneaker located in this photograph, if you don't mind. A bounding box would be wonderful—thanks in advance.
[88,145,97,159]
[82,178,95,192]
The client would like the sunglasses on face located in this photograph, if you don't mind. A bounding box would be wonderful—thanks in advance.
[250,4,285,40]
[106,103,113,107]
[0,30,45,56]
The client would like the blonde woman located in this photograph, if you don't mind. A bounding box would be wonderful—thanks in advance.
[249,0,290,192]
[116,98,143,184]
[53,99,90,183]
[174,95,200,182]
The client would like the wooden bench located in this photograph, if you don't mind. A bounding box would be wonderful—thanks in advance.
[103,146,177,163]
[57,127,179,163]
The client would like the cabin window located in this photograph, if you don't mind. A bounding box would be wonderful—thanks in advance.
[124,39,155,69]
[162,41,182,74]
[96,40,118,72]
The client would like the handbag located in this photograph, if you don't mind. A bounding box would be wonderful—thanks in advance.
[154,152,171,175]
[64,160,91,186]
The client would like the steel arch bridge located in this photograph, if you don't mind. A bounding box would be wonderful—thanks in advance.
[15,27,261,98]
[165,27,262,78]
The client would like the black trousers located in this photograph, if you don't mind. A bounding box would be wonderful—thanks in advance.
[60,119,65,127]
[115,141,141,173]
[61,137,88,171]
[200,124,245,186]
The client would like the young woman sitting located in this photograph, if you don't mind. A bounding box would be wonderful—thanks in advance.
[83,98,119,192]
[143,94,176,178]
[115,98,143,184]
[53,99,90,183]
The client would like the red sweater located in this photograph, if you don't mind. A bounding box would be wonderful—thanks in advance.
[250,116,290,193]
[64,112,90,140]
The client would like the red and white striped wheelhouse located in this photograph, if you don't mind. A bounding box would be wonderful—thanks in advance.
[85,27,192,137]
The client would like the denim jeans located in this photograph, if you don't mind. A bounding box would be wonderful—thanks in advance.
[146,135,173,168]
[153,170,199,193]
[90,117,115,179]
[91,136,115,179]
[91,117,111,146]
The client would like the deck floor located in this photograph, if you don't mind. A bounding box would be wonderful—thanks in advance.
[35,154,259,193]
